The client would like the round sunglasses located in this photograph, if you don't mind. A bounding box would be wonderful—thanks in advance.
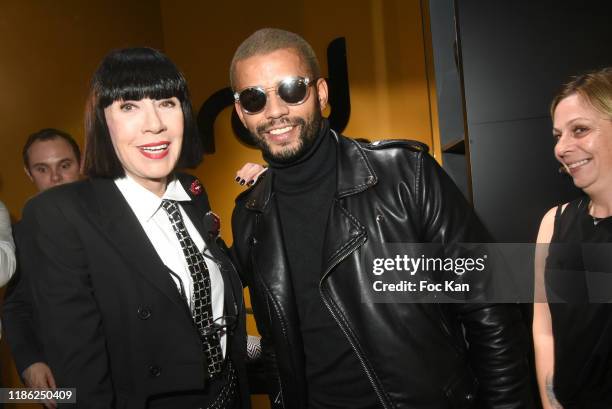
[234,76,314,114]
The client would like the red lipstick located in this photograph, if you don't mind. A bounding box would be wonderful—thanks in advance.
[137,141,170,159]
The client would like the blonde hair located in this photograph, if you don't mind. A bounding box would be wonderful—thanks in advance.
[551,67,612,119]
[230,28,320,90]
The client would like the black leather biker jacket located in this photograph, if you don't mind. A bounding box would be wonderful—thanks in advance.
[232,132,533,409]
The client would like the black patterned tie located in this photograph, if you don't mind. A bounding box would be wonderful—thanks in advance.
[161,199,223,377]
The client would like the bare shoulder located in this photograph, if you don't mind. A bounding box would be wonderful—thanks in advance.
[537,203,568,243]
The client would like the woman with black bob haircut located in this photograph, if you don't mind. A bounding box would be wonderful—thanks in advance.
[84,47,202,178]
[18,47,249,409]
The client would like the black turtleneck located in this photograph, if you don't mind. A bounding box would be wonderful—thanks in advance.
[268,120,378,409]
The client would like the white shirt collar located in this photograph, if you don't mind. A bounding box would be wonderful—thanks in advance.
[114,174,192,222]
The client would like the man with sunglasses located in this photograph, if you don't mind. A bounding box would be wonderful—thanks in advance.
[230,28,533,409]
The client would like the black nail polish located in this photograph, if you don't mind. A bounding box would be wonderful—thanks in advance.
[247,180,254,186]
[235,176,240,182]
[240,179,246,186]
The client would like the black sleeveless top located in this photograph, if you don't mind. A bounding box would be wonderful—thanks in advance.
[545,197,612,408]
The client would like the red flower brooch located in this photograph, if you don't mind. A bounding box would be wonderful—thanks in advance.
[189,179,203,196]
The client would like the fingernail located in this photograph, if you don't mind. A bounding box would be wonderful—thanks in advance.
[247,180,254,186]
[240,179,246,186]
[235,176,240,182]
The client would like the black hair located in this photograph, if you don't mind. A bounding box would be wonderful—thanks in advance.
[23,128,81,168]
[83,47,202,178]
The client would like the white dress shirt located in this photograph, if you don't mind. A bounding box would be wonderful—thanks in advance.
[115,175,226,356]
[0,200,16,338]
[0,200,16,287]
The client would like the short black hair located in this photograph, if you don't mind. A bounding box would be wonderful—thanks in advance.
[23,128,81,169]
[83,47,202,178]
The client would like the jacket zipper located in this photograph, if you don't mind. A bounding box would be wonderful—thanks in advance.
[318,234,391,409]
[251,251,286,408]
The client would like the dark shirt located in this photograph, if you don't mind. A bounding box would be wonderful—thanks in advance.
[268,121,378,408]
[546,197,612,408]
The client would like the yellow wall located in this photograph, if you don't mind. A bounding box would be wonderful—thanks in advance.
[0,0,165,219]
[0,1,165,408]
[0,1,436,408]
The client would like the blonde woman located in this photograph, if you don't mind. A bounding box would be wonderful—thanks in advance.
[534,67,612,409]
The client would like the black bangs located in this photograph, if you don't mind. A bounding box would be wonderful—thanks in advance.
[93,47,188,107]
[84,47,202,178]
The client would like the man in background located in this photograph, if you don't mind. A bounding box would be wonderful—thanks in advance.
[2,128,81,405]
[22,128,81,192]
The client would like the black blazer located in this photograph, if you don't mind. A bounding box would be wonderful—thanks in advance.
[2,228,47,378]
[17,174,249,409]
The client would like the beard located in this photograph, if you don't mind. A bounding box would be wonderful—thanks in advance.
[252,108,323,164]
